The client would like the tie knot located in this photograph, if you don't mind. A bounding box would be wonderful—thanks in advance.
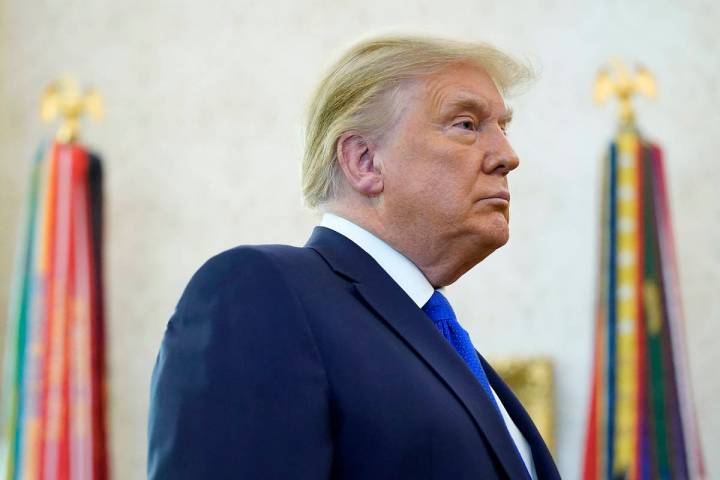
[422,290,455,324]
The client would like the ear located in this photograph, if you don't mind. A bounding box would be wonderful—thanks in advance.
[336,132,384,197]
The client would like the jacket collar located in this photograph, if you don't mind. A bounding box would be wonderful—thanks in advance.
[481,356,561,480]
[306,226,533,480]
[319,213,434,307]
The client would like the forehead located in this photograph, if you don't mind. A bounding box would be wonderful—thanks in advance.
[420,62,507,115]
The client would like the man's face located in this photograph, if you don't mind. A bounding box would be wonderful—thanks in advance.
[374,62,519,278]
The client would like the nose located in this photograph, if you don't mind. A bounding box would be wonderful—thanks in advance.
[484,131,519,176]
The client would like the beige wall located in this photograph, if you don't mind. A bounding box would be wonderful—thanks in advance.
[1,0,718,478]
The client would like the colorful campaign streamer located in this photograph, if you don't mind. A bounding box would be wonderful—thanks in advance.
[0,141,108,480]
[582,127,705,480]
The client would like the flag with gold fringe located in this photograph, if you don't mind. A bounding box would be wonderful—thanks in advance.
[0,80,108,480]
[583,64,705,480]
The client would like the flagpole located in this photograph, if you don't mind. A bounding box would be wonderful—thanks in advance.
[584,61,705,480]
[0,77,108,480]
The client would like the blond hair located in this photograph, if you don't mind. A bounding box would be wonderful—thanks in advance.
[302,35,534,208]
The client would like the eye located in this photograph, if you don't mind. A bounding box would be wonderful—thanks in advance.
[453,119,476,131]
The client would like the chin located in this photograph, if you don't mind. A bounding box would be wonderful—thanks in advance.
[459,216,510,263]
[479,216,510,248]
[486,231,509,250]
[465,229,508,267]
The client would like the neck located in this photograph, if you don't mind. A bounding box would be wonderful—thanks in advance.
[325,202,485,288]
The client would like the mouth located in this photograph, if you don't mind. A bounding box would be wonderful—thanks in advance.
[478,191,510,203]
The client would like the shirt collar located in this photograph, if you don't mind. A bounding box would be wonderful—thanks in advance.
[319,213,434,307]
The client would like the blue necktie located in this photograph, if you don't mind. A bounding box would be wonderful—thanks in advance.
[422,290,501,412]
[422,291,532,479]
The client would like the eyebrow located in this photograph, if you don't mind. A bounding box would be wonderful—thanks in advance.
[442,93,513,124]
[501,106,514,125]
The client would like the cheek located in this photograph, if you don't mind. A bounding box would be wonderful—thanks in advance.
[429,153,478,208]
[382,139,435,192]
[383,136,476,214]
[416,170,477,227]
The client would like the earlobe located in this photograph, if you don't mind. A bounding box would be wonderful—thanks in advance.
[337,132,384,197]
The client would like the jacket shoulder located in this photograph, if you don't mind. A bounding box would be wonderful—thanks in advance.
[176,243,319,311]
[149,242,333,478]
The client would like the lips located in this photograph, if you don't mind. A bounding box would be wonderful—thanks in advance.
[479,191,510,202]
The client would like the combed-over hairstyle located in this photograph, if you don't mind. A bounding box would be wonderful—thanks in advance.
[302,35,534,208]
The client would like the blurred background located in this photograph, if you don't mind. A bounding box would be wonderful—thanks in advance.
[1,0,718,478]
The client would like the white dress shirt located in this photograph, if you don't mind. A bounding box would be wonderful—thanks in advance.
[320,213,537,479]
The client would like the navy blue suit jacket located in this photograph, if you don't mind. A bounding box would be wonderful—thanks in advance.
[148,227,561,479]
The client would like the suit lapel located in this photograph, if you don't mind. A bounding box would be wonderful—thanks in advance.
[481,356,561,480]
[306,227,531,480]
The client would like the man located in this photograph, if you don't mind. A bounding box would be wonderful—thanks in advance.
[148,36,560,479]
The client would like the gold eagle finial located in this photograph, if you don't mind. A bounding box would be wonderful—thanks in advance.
[40,76,103,143]
[593,59,656,126]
